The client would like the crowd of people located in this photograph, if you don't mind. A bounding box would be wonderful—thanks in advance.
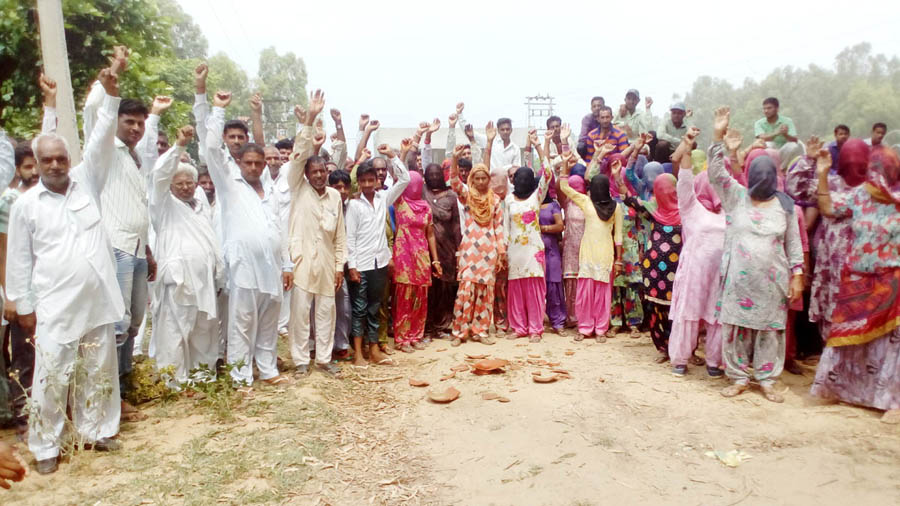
[0,46,898,480]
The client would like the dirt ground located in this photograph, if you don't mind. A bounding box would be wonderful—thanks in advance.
[2,330,899,505]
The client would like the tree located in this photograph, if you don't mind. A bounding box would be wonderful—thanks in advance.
[683,43,900,148]
[1,0,175,138]
[255,47,308,142]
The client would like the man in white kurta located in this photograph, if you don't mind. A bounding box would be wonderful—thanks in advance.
[148,127,223,386]
[205,92,292,386]
[6,73,125,471]
[286,91,346,375]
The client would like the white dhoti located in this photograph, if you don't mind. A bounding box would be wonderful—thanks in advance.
[278,287,291,335]
[227,287,280,384]
[290,287,336,366]
[29,324,121,461]
[151,284,219,386]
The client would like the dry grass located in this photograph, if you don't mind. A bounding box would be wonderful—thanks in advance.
[1,346,440,505]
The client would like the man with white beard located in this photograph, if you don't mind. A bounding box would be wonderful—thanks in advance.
[148,126,223,386]
[6,66,125,474]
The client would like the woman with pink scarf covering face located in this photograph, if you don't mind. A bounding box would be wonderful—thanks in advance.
[668,135,728,377]
[392,171,441,352]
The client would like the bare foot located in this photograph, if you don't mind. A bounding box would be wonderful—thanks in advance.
[721,383,749,398]
[369,346,394,365]
[352,354,368,367]
[881,409,900,424]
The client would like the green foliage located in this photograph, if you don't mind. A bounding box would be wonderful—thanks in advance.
[255,46,308,142]
[0,0,250,144]
[683,43,900,147]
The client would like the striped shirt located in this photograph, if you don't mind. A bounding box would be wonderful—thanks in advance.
[84,82,160,259]
[584,126,629,164]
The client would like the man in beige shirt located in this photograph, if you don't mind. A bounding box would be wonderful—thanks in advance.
[287,89,346,377]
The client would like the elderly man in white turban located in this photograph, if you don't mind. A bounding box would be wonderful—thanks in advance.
[148,125,223,387]
[6,67,125,474]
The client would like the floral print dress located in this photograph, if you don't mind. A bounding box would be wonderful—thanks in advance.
[505,166,551,281]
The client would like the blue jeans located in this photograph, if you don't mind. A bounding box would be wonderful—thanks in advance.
[350,266,388,344]
[113,248,149,396]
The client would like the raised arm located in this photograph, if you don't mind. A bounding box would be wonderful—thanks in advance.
[456,102,487,148]
[287,89,325,192]
[39,74,58,134]
[249,93,265,146]
[137,95,170,173]
[483,121,496,171]
[422,118,440,166]
[448,145,469,205]
[193,63,210,164]
[355,116,380,162]
[707,108,745,213]
[381,143,410,206]
[149,126,192,214]
[74,68,121,197]
[204,91,235,198]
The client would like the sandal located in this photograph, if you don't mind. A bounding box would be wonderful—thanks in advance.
[574,334,585,342]
[263,375,291,385]
[597,336,607,343]
[481,335,496,345]
[529,335,542,343]
[375,358,396,366]
[760,385,784,403]
[720,383,749,398]
[629,326,642,338]
[654,353,669,364]
[399,344,414,353]
[413,342,426,350]
[451,338,462,347]
[606,326,621,337]
[689,354,706,366]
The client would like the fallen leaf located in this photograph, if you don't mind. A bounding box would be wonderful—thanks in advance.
[547,361,561,367]
[436,348,447,352]
[497,397,511,403]
[451,364,470,372]
[528,353,541,358]
[440,371,456,381]
[509,388,518,392]
[564,351,575,356]
[551,368,570,375]
[481,392,499,400]
[466,353,488,359]
[533,374,559,384]
[428,387,461,403]
[408,378,429,387]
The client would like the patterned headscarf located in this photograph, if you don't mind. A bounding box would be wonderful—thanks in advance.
[466,163,495,227]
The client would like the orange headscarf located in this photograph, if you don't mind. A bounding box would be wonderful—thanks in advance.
[466,163,495,227]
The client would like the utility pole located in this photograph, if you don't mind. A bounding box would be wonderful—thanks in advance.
[36,0,81,162]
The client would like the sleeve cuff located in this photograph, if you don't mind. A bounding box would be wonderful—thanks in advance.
[15,299,34,316]
[194,93,208,103]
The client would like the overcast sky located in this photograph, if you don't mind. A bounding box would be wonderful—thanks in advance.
[178,0,899,130]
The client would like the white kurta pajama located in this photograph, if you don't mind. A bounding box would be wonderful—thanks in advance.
[148,145,223,386]
[286,128,347,366]
[7,91,125,461]
[205,107,291,384]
